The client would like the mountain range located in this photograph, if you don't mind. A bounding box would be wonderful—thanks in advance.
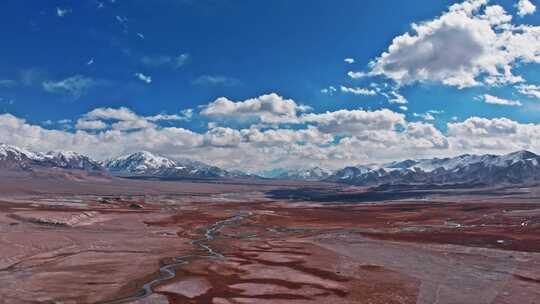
[257,167,332,181]
[102,151,250,180]
[0,143,249,180]
[0,143,102,171]
[328,150,540,186]
[2,143,540,187]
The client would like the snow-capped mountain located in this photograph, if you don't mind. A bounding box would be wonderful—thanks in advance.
[329,150,540,186]
[0,144,251,180]
[0,144,102,171]
[331,165,374,181]
[278,167,332,181]
[257,167,332,181]
[102,151,177,173]
[41,151,103,171]
[3,143,540,186]
[0,143,39,170]
[102,151,248,179]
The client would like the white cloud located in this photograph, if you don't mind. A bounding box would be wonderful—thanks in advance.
[405,122,449,148]
[82,108,155,131]
[448,116,518,137]
[481,94,522,106]
[347,71,367,79]
[413,110,443,121]
[340,86,377,96]
[321,86,337,95]
[516,0,536,17]
[302,109,406,135]
[427,109,444,114]
[42,75,97,99]
[446,116,540,153]
[200,93,311,124]
[84,107,139,121]
[344,58,355,64]
[4,92,540,171]
[180,108,194,119]
[146,110,193,122]
[517,84,540,99]
[75,119,108,130]
[134,73,152,84]
[382,90,408,104]
[240,126,333,146]
[76,107,191,131]
[369,0,540,88]
[203,127,243,147]
[413,112,436,121]
[56,7,71,17]
[111,119,154,131]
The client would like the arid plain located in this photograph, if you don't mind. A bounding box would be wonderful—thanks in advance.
[0,175,539,304]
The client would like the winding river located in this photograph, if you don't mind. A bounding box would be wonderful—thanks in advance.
[100,211,252,304]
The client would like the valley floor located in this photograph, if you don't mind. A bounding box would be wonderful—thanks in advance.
[0,179,539,304]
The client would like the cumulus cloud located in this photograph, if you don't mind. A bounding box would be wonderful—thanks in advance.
[146,110,193,122]
[344,58,355,64]
[42,75,98,99]
[405,122,449,148]
[84,107,139,121]
[241,126,334,146]
[302,109,406,135]
[0,112,206,161]
[480,94,522,106]
[516,0,536,17]
[446,116,540,153]
[75,119,108,130]
[75,107,192,131]
[448,116,518,136]
[203,127,242,147]
[200,93,311,124]
[369,0,539,88]
[3,92,540,171]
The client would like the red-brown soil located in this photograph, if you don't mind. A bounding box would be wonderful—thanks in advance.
[0,178,539,303]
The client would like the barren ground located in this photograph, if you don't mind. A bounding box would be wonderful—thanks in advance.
[0,177,539,303]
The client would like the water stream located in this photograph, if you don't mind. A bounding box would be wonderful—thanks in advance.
[100,211,252,304]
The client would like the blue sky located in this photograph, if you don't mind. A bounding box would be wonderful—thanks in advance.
[1,0,540,171]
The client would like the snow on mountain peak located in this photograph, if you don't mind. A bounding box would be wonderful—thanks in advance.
[0,143,42,161]
[104,151,177,173]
